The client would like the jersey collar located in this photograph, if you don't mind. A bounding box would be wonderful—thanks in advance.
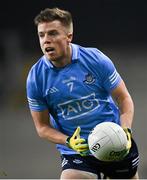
[70,43,80,62]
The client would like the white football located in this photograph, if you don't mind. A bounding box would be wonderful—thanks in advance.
[88,122,128,161]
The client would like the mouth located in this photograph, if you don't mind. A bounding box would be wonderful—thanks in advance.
[45,47,55,53]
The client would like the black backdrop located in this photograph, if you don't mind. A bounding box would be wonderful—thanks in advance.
[1,0,147,50]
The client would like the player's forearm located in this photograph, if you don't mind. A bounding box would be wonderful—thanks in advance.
[119,95,134,128]
[37,125,68,145]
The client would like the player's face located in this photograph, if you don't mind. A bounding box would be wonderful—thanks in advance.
[37,20,73,67]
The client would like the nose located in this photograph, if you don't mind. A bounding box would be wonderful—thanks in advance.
[44,34,52,43]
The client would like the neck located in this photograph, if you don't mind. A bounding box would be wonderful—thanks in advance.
[51,45,72,68]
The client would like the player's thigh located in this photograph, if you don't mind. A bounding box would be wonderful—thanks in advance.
[60,168,98,179]
[131,171,139,179]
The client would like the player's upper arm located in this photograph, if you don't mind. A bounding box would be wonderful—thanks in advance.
[111,79,132,103]
[30,109,51,137]
[95,52,122,92]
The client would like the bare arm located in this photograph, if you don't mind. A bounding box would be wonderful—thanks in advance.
[30,109,68,145]
[111,79,134,128]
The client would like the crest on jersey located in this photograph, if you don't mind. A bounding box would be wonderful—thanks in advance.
[84,73,95,84]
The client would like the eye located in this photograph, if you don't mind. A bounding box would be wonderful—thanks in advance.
[38,33,44,38]
[48,30,59,36]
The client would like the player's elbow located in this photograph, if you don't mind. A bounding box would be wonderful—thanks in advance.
[36,126,47,139]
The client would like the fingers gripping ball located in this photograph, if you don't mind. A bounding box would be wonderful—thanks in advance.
[66,126,89,154]
[123,127,132,153]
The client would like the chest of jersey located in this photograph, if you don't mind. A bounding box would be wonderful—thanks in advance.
[42,61,109,121]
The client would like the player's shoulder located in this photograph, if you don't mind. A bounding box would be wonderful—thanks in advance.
[26,55,46,84]
[75,43,111,66]
[78,44,109,62]
[28,56,46,75]
[78,44,100,54]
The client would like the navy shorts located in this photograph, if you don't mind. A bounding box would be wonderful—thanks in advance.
[61,138,139,179]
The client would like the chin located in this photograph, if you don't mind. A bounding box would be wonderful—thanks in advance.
[47,55,58,62]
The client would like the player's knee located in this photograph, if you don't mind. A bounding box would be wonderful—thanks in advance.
[60,169,98,179]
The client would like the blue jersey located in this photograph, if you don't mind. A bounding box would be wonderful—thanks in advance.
[26,43,122,154]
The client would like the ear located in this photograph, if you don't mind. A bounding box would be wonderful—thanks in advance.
[67,33,73,43]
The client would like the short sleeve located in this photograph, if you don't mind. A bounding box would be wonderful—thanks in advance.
[26,69,48,111]
[99,53,122,92]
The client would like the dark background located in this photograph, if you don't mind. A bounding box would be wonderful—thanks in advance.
[0,0,147,178]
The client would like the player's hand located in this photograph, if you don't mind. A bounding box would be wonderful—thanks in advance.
[79,150,90,156]
[123,127,132,153]
[66,126,89,154]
